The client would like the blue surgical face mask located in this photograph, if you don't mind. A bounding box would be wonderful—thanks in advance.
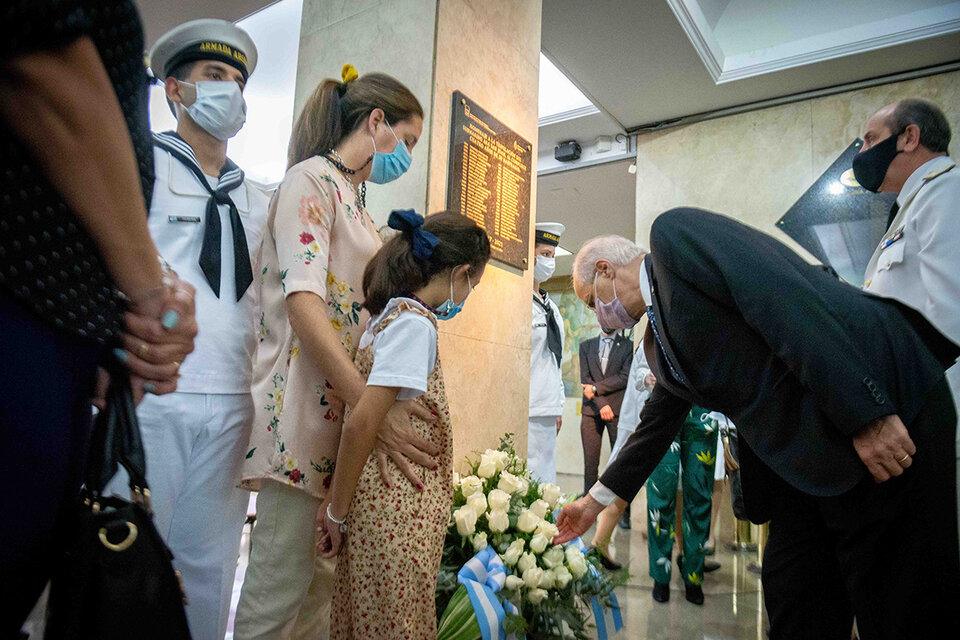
[179,80,246,141]
[435,271,473,321]
[369,121,412,184]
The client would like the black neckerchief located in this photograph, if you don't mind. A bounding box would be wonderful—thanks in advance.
[153,131,252,301]
[534,290,562,366]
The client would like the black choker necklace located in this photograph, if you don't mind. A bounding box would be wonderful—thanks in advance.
[407,293,435,312]
[325,151,367,209]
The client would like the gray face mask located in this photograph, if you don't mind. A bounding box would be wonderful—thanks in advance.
[179,80,247,140]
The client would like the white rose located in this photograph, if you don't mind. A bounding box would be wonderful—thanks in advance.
[503,539,525,566]
[529,533,549,554]
[453,505,477,536]
[516,509,539,533]
[529,499,549,520]
[453,471,461,486]
[526,587,548,605]
[539,483,562,509]
[466,492,487,517]
[522,566,543,589]
[472,532,488,551]
[554,565,573,588]
[491,449,510,471]
[477,454,498,479]
[504,575,524,590]
[541,545,565,569]
[535,520,559,541]
[498,471,523,494]
[487,488,511,512]
[517,551,537,573]
[519,476,530,496]
[460,475,483,497]
[538,568,556,590]
[487,509,509,533]
[565,546,588,579]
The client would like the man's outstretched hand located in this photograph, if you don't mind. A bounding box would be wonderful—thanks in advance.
[553,494,607,544]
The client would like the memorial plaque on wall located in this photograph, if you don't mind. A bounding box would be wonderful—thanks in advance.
[446,91,532,270]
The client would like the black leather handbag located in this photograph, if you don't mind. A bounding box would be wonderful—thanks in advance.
[45,366,192,640]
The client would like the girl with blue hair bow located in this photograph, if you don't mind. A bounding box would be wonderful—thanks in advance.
[319,209,490,638]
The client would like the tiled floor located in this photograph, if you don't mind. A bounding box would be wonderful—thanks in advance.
[225,477,769,640]
[554,472,770,640]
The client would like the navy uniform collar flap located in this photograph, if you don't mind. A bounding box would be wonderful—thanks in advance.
[165,152,250,212]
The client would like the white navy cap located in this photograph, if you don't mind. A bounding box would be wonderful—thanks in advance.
[535,222,570,256]
[149,19,258,81]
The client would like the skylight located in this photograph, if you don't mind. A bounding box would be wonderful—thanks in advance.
[538,53,596,122]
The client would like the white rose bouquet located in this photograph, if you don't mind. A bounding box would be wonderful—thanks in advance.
[436,435,626,640]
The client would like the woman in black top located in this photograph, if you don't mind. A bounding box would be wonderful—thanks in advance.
[0,1,198,631]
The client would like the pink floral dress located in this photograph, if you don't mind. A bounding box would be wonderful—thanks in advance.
[240,156,381,499]
[331,301,454,639]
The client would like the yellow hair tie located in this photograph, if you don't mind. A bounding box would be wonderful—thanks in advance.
[341,63,359,84]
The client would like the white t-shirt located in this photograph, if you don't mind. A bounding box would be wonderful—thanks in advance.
[360,297,438,400]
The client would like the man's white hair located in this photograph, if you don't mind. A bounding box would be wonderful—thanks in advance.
[571,235,647,290]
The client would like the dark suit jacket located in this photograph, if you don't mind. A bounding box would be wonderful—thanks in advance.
[580,334,633,418]
[600,208,958,522]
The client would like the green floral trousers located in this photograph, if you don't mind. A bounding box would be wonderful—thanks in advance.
[646,406,718,586]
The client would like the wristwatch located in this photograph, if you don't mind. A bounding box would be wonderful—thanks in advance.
[591,385,597,395]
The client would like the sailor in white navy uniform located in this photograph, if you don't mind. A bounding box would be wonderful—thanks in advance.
[856,99,960,548]
[528,222,568,483]
[107,19,269,640]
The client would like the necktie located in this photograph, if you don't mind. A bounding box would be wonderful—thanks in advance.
[153,132,253,301]
[600,338,612,374]
[646,307,687,386]
[885,201,900,231]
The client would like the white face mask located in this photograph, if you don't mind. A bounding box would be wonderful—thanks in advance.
[534,256,556,283]
[179,81,247,140]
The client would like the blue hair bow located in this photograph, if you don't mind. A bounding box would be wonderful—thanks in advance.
[388,209,439,260]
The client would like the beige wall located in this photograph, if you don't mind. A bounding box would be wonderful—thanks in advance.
[634,71,960,252]
[295,0,541,464]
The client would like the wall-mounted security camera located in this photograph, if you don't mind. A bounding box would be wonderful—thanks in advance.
[554,140,582,162]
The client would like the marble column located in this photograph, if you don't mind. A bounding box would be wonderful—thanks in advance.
[295,0,542,462]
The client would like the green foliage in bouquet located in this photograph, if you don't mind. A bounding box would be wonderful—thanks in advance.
[436,435,628,640]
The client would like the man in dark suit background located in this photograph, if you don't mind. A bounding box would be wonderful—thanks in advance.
[579,328,633,495]
[554,210,959,640]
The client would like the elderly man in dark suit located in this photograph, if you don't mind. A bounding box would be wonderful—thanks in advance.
[554,210,958,640]
[579,328,633,494]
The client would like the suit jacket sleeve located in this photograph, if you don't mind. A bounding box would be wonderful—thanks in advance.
[593,343,632,396]
[598,383,691,502]
[650,209,896,435]
[579,340,595,385]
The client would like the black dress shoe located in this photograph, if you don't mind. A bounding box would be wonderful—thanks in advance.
[597,550,623,571]
[652,581,670,603]
[685,583,704,605]
[617,512,631,530]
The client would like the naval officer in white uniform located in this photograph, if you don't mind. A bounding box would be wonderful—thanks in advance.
[856,99,960,545]
[528,222,568,483]
[108,20,270,640]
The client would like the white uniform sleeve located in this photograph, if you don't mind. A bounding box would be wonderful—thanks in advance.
[367,313,438,400]
[913,176,960,346]
[588,482,618,506]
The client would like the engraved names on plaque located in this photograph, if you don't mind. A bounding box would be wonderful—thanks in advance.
[446,91,532,270]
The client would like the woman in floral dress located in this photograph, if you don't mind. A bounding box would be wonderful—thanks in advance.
[318,210,491,638]
[234,66,432,639]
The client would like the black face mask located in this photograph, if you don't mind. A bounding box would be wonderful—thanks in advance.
[852,131,902,193]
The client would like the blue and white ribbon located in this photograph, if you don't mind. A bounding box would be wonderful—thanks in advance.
[457,547,518,640]
[567,536,624,639]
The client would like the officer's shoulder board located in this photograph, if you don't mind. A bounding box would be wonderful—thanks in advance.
[922,163,956,183]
